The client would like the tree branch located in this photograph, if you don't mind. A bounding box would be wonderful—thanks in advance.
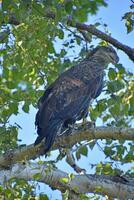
[67,20,134,62]
[0,125,134,169]
[3,11,134,62]
[0,163,133,199]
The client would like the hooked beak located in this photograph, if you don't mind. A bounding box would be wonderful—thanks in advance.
[110,54,119,64]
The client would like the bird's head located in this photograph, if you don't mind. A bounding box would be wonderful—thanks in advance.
[87,45,119,66]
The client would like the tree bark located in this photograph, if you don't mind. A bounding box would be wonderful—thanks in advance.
[0,124,134,169]
[0,163,133,199]
[71,22,134,62]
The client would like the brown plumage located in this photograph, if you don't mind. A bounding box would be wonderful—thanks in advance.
[35,46,119,153]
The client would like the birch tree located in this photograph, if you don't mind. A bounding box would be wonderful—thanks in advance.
[0,0,134,199]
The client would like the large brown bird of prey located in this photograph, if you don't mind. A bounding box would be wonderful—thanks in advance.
[35,46,119,153]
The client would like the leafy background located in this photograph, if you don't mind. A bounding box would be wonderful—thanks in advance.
[0,0,134,199]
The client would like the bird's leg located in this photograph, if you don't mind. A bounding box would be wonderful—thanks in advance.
[66,149,86,174]
[64,123,78,136]
[68,123,77,130]
[61,118,78,136]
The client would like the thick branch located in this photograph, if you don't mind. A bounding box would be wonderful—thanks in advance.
[0,125,134,169]
[3,12,134,62]
[73,22,134,62]
[0,163,133,199]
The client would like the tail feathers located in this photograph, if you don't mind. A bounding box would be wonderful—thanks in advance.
[44,119,63,154]
[34,126,45,145]
[34,119,63,154]
[34,135,44,145]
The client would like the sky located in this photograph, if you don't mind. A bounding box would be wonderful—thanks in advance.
[10,1,134,199]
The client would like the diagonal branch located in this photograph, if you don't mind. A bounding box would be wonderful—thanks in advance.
[0,163,134,199]
[67,19,134,62]
[3,11,134,62]
[0,124,134,169]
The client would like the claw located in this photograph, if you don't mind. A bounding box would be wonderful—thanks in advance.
[72,164,86,174]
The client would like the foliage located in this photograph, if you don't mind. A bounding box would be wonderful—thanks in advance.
[0,178,36,199]
[122,3,134,33]
[0,0,133,199]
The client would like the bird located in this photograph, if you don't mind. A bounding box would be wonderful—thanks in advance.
[34,45,119,153]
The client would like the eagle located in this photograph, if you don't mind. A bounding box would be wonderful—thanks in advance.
[35,46,119,153]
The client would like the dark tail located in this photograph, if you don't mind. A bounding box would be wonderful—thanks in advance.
[34,119,63,154]
[34,126,45,145]
[44,119,63,153]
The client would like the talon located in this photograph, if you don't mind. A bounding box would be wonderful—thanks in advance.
[73,164,86,174]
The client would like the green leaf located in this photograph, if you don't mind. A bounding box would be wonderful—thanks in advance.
[124,152,134,162]
[79,145,88,157]
[65,1,73,14]
[89,141,95,150]
[39,194,49,200]
[104,147,115,157]
[102,163,113,175]
[4,188,12,197]
[60,49,66,57]
[2,0,11,11]
[60,177,69,184]
[58,29,64,39]
[96,100,107,113]
[10,103,18,115]
[122,12,134,33]
[76,37,81,45]
[15,179,27,185]
[33,173,42,180]
[109,104,120,116]
[68,173,75,180]
[0,31,9,43]
[6,81,16,89]
[107,80,124,92]
[116,64,125,74]
[108,68,117,80]
[96,163,103,174]
[22,102,29,113]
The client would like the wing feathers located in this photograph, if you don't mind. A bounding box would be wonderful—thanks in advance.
[35,72,104,153]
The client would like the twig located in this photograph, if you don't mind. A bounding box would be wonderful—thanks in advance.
[3,11,134,62]
[72,22,134,62]
[59,23,85,42]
